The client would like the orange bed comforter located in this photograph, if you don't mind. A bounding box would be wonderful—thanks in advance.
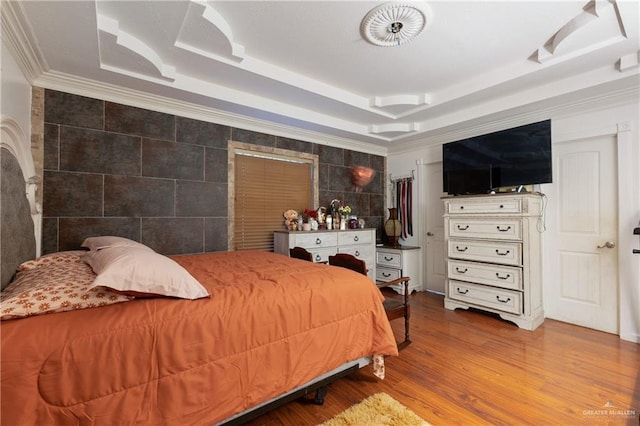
[1,251,397,425]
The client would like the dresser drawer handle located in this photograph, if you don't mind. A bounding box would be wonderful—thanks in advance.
[456,225,469,231]
[314,254,322,262]
[384,256,394,261]
[382,272,392,278]
[495,249,510,256]
[455,246,468,252]
[496,296,511,303]
[499,204,504,209]
[456,288,469,295]
[496,226,511,232]
[495,273,511,280]
[315,238,322,245]
[354,250,360,257]
[353,236,359,242]
[459,206,464,210]
[455,267,468,273]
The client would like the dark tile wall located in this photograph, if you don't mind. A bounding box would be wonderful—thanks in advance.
[42,89,386,255]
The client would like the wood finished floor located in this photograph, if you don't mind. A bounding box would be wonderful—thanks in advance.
[243,291,640,426]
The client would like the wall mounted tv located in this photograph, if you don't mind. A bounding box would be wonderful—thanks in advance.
[442,119,552,195]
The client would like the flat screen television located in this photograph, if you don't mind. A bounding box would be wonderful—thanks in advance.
[442,120,552,195]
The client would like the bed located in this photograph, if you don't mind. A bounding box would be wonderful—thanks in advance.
[0,146,398,425]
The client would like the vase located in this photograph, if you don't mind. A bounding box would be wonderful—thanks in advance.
[339,217,347,230]
[302,222,311,231]
[384,208,402,247]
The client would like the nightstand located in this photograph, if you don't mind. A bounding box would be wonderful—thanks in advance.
[375,245,421,295]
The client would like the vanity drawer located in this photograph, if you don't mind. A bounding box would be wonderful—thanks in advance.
[376,266,401,282]
[449,218,522,241]
[376,250,402,268]
[448,239,522,266]
[448,260,523,291]
[293,232,337,249]
[447,198,522,214]
[337,230,373,246]
[448,280,522,315]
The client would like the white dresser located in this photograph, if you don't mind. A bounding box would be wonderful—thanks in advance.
[274,229,376,281]
[443,193,544,330]
[375,246,421,295]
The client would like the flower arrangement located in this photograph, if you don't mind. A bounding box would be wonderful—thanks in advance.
[283,209,299,230]
[301,208,318,222]
[338,205,352,217]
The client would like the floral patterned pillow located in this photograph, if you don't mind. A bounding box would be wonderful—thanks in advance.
[16,250,89,271]
[1,252,133,320]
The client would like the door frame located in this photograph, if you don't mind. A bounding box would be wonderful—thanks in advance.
[543,119,638,342]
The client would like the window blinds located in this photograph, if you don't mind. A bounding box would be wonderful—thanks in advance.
[234,153,312,251]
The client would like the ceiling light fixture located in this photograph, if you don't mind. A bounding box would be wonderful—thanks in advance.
[361,2,431,47]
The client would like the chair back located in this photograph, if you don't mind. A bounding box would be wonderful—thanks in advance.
[328,253,367,275]
[289,246,313,262]
[330,253,411,350]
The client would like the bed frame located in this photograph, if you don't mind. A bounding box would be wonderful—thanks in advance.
[221,358,369,425]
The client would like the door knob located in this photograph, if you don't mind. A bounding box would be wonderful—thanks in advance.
[597,241,616,249]
[426,232,434,236]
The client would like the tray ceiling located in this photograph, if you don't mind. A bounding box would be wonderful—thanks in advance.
[2,0,639,153]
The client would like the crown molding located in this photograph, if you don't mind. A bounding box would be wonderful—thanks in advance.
[34,70,388,156]
[0,1,47,82]
[31,67,639,159]
[387,82,640,155]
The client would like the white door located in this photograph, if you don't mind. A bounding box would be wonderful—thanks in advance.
[544,135,618,333]
[424,162,446,294]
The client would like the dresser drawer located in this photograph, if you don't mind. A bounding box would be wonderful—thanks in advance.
[448,260,523,291]
[293,232,338,249]
[447,198,522,214]
[308,248,335,263]
[337,230,373,246]
[376,266,401,282]
[338,244,375,262]
[376,250,402,268]
[338,245,375,280]
[449,218,522,241]
[448,280,522,315]
[448,239,522,266]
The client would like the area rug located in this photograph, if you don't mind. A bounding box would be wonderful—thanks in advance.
[319,392,429,426]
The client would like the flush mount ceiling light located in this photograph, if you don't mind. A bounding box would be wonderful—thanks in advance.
[361,2,431,47]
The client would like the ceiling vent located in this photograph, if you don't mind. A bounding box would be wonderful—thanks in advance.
[361,2,431,47]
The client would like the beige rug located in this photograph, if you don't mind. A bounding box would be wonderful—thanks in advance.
[319,392,429,426]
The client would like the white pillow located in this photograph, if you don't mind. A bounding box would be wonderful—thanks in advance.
[81,236,152,252]
[82,247,209,300]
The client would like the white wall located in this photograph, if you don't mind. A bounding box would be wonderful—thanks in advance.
[387,101,640,342]
[1,40,32,134]
[386,144,441,248]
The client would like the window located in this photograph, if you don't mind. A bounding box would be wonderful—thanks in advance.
[229,142,318,251]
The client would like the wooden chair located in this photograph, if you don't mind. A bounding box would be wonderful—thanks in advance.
[289,246,313,262]
[328,253,411,350]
